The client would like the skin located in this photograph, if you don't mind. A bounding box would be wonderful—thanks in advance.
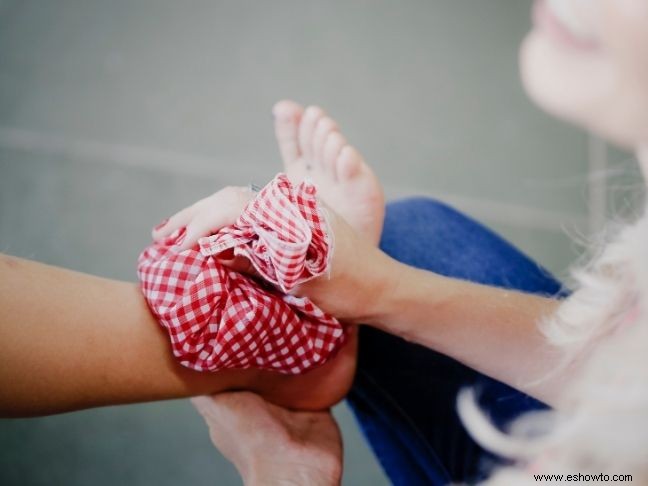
[194,0,648,483]
[3,0,648,483]
[521,0,648,151]
[192,393,342,486]
[0,251,357,416]
[294,0,648,403]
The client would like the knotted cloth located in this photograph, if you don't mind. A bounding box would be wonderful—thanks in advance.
[137,174,347,374]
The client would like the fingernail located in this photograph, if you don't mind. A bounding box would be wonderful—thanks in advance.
[175,229,186,245]
[154,218,169,231]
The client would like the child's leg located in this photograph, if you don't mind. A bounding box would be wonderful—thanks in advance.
[0,254,356,416]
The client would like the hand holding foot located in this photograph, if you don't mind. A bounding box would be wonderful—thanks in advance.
[272,100,395,322]
[151,184,362,410]
[151,100,392,411]
[192,392,342,486]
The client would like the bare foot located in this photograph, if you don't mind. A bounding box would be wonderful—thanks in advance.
[243,101,386,411]
[248,326,358,411]
[272,100,385,245]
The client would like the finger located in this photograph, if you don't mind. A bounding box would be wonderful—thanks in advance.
[179,212,239,250]
[152,205,194,240]
[190,396,215,417]
[190,396,231,431]
[178,190,255,250]
[191,392,261,420]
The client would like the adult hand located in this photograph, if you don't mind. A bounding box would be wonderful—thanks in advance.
[192,392,343,486]
[290,209,395,323]
[154,184,397,324]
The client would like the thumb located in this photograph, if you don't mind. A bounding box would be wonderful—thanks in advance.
[190,396,214,417]
[190,396,227,427]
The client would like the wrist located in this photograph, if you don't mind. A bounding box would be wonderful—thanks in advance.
[242,459,340,486]
[363,253,411,326]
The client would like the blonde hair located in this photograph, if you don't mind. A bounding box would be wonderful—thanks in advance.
[459,201,648,484]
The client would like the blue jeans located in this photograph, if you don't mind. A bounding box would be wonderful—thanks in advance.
[347,198,565,485]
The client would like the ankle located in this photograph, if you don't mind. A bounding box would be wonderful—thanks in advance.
[361,250,406,326]
[250,326,357,411]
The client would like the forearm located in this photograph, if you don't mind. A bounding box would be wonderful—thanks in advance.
[370,257,568,405]
[244,466,339,486]
[0,254,254,416]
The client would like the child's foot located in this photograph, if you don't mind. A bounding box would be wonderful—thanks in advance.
[248,100,386,411]
[272,100,385,246]
[251,326,358,411]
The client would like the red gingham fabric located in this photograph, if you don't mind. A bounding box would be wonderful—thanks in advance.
[137,173,347,374]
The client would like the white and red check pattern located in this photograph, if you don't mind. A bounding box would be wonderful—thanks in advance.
[137,174,347,374]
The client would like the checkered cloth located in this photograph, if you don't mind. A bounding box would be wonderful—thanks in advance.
[137,174,347,374]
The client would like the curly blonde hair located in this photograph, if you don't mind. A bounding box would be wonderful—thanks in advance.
[459,201,648,484]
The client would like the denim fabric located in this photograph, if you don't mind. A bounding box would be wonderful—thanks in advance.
[347,198,566,485]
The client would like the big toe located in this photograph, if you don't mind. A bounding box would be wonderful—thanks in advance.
[273,100,304,169]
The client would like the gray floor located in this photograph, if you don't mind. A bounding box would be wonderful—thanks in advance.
[0,1,627,484]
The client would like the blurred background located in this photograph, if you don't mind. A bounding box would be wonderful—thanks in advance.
[0,0,639,484]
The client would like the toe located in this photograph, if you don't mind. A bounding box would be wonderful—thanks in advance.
[337,145,362,181]
[273,100,304,168]
[323,132,346,179]
[298,106,325,162]
[313,117,338,168]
